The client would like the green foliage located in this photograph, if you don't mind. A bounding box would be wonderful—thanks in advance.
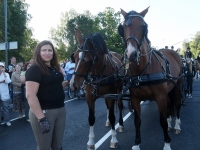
[181,31,200,58]
[0,0,34,63]
[49,7,125,60]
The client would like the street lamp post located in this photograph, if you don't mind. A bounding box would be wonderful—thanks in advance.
[4,0,8,67]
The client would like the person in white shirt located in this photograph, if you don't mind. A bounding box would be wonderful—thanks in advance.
[64,58,75,98]
[64,58,75,81]
[0,62,12,126]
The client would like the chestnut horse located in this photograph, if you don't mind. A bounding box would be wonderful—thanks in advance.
[70,28,125,149]
[118,7,183,150]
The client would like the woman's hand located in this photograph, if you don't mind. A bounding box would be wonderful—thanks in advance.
[62,81,69,90]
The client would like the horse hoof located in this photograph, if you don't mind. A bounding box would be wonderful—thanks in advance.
[117,126,125,132]
[87,145,95,150]
[168,127,171,131]
[110,142,118,149]
[132,145,140,150]
[174,129,181,134]
[105,121,110,127]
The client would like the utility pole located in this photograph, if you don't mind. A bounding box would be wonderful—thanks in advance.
[4,0,8,67]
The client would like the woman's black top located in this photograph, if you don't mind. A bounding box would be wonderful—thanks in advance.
[25,65,65,109]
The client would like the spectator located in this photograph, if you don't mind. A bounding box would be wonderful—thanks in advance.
[25,40,68,149]
[64,58,75,82]
[18,62,24,71]
[11,64,24,119]
[196,52,200,63]
[171,46,174,50]
[0,62,12,126]
[185,58,196,98]
[63,58,68,68]
[64,58,75,97]
[8,57,16,78]
[60,63,66,78]
[185,47,193,58]
[20,62,32,122]
[165,46,168,49]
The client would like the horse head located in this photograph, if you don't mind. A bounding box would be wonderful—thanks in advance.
[70,28,108,91]
[118,7,150,63]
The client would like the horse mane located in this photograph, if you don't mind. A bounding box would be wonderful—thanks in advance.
[84,33,108,54]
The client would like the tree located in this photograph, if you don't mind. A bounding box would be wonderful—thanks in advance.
[20,28,38,62]
[50,9,96,60]
[181,31,200,58]
[49,7,125,61]
[94,7,124,54]
[0,0,32,63]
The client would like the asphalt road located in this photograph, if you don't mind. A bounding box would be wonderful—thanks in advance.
[1,79,200,150]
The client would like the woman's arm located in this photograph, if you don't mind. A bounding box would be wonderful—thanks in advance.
[26,81,45,120]
[62,80,69,90]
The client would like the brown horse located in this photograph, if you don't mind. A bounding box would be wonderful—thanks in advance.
[70,28,125,149]
[118,7,183,150]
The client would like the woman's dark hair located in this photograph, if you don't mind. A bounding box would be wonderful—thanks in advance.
[24,62,30,71]
[33,40,60,75]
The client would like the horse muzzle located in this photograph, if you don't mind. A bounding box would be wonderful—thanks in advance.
[127,50,137,62]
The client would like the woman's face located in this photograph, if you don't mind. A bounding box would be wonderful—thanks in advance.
[40,44,53,65]
[15,64,21,72]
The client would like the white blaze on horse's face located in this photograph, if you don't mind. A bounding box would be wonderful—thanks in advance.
[126,42,137,60]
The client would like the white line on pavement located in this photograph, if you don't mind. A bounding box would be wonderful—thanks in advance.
[95,101,144,149]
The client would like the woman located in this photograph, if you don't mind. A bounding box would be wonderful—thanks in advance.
[25,40,68,150]
[11,64,24,118]
[20,62,32,122]
[185,58,196,98]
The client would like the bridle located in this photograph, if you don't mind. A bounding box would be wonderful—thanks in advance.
[123,12,149,63]
[73,35,100,82]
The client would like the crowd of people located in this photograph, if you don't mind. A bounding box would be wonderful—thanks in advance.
[0,57,33,126]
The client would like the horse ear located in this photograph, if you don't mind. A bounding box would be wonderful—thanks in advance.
[118,24,124,38]
[74,28,84,45]
[140,6,150,17]
[120,8,127,17]
[70,52,75,63]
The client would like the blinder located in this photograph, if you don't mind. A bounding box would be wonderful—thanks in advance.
[71,52,75,63]
[118,24,124,38]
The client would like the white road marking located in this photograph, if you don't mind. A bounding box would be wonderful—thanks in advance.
[95,101,144,149]
[0,97,77,125]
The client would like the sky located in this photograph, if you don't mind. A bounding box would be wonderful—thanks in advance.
[26,0,200,49]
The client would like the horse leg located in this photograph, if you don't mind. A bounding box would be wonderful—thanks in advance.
[167,95,172,131]
[105,109,111,127]
[131,98,141,150]
[117,98,125,132]
[173,86,182,134]
[157,98,172,150]
[107,99,118,149]
[87,97,96,150]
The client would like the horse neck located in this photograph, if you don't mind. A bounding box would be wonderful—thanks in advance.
[92,53,107,75]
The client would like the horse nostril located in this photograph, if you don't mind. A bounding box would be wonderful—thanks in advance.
[129,51,137,62]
